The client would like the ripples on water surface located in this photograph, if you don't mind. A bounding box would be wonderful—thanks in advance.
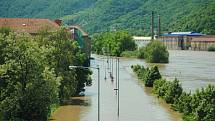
[52,50,215,121]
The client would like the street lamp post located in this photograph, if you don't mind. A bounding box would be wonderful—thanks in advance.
[117,58,120,117]
[69,65,100,121]
[104,60,107,80]
[113,57,120,116]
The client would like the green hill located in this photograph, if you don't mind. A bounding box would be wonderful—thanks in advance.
[0,0,96,19]
[1,0,215,35]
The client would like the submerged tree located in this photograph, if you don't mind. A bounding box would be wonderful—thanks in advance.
[144,40,169,63]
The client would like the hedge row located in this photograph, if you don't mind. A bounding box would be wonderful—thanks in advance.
[131,65,215,121]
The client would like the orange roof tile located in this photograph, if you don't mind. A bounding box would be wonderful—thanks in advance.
[0,18,60,34]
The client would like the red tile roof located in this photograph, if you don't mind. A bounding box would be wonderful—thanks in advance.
[192,36,215,42]
[0,18,60,34]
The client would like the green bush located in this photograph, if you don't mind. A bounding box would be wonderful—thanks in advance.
[144,66,161,87]
[208,46,215,51]
[132,65,161,87]
[172,92,192,114]
[0,27,11,36]
[153,79,168,97]
[153,78,183,104]
[121,50,138,58]
[131,65,146,80]
[137,47,145,59]
[132,64,215,121]
[173,85,215,121]
[144,40,169,63]
[131,65,142,73]
[163,79,183,104]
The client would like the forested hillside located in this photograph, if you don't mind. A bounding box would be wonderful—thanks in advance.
[1,0,215,35]
[0,0,96,19]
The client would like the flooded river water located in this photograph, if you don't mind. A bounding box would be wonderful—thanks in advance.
[51,50,215,121]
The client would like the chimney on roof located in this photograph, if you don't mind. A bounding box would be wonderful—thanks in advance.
[54,19,62,26]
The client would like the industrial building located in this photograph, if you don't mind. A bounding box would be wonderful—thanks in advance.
[191,36,215,51]
[159,32,205,50]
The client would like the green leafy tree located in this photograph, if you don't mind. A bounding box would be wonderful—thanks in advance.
[37,29,92,101]
[153,79,168,97]
[0,33,61,121]
[137,47,145,59]
[172,92,192,114]
[92,31,136,56]
[144,40,169,63]
[144,66,161,87]
[164,79,183,104]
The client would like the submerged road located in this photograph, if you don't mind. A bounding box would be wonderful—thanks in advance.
[52,50,215,121]
[51,53,183,121]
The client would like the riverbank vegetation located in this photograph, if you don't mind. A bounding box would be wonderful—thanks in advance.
[131,65,215,121]
[92,31,137,56]
[208,46,215,51]
[144,41,169,63]
[92,31,169,63]
[0,28,92,121]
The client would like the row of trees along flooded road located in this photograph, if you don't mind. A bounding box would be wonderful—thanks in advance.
[51,50,215,121]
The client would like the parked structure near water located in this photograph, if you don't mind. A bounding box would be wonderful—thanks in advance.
[159,32,205,50]
[133,36,151,48]
[191,36,215,51]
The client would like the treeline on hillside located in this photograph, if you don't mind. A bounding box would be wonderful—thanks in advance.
[63,0,215,35]
[2,0,215,35]
[92,31,137,56]
[131,65,215,121]
[170,0,215,35]
[0,28,91,121]
[0,0,96,19]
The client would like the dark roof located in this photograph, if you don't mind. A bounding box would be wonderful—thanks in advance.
[161,32,205,37]
[0,18,60,34]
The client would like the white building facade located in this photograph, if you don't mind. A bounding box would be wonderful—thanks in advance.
[133,36,151,49]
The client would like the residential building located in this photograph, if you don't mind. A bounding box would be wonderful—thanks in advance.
[0,18,91,65]
[0,18,61,35]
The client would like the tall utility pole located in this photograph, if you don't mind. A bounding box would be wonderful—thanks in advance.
[151,11,154,40]
[158,15,161,38]
[117,58,119,117]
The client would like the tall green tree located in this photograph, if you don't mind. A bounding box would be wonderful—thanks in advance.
[92,31,136,56]
[0,33,61,121]
[37,29,92,101]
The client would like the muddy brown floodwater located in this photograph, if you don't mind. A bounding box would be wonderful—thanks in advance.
[51,50,215,121]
